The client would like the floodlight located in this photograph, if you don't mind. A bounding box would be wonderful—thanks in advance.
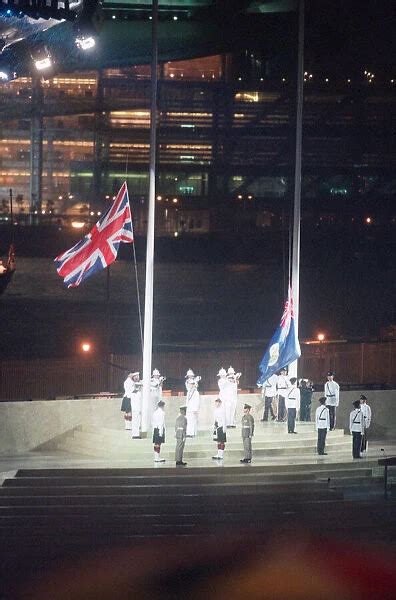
[32,45,52,71]
[75,34,96,50]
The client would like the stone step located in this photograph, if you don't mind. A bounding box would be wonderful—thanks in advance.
[0,481,343,498]
[55,438,352,458]
[15,462,379,478]
[2,468,374,488]
[70,429,346,449]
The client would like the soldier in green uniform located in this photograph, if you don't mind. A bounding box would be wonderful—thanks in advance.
[175,405,188,466]
[240,403,254,463]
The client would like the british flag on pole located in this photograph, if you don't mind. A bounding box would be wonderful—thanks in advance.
[257,287,301,385]
[55,182,134,288]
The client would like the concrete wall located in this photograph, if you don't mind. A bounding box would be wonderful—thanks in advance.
[0,390,394,455]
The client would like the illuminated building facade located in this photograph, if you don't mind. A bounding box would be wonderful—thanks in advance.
[0,52,395,236]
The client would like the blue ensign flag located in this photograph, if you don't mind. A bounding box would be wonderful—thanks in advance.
[257,288,301,385]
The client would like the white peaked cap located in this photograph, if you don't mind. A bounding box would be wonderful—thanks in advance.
[217,368,227,377]
[186,369,195,377]
[152,369,160,376]
[227,366,235,374]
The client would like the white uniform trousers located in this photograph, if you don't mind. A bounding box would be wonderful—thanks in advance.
[186,410,198,436]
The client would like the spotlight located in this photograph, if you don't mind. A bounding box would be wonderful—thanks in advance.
[0,70,9,81]
[32,45,52,71]
[75,35,96,50]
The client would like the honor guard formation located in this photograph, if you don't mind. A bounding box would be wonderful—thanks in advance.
[120,367,372,466]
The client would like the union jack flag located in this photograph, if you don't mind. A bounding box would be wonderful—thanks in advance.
[55,182,134,288]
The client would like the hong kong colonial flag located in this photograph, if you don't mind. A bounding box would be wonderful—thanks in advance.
[55,182,134,288]
[257,287,301,385]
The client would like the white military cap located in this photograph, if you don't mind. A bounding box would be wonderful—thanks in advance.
[152,369,160,376]
[185,369,195,377]
[217,368,227,377]
[227,366,235,375]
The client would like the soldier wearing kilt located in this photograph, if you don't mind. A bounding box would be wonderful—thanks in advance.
[152,400,166,463]
[121,372,136,430]
[212,398,227,461]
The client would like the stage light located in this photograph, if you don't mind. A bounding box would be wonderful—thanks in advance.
[317,333,325,342]
[71,220,85,229]
[75,35,96,50]
[32,46,52,71]
[81,342,91,353]
[0,71,9,81]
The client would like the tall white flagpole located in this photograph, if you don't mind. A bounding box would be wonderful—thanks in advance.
[141,0,158,432]
[289,0,304,379]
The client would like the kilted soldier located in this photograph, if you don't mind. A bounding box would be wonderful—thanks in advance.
[324,371,340,430]
[285,377,300,434]
[260,372,278,421]
[349,399,365,459]
[240,404,254,463]
[152,400,166,463]
[360,394,372,454]
[121,372,136,430]
[315,397,330,455]
[276,367,290,422]
[185,369,201,437]
[175,406,187,466]
[212,398,227,461]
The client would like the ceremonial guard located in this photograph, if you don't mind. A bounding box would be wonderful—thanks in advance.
[315,397,330,455]
[217,368,228,405]
[300,379,314,421]
[121,372,134,430]
[260,372,278,421]
[349,399,365,459]
[175,406,187,466]
[150,369,166,416]
[276,367,290,422]
[324,371,340,430]
[185,369,201,437]
[225,366,241,428]
[152,400,166,463]
[129,372,143,438]
[285,377,300,434]
[240,404,254,463]
[212,398,227,461]
[360,394,372,454]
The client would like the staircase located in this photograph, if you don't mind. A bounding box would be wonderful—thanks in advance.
[52,421,351,462]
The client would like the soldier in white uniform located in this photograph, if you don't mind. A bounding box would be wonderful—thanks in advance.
[260,373,278,421]
[185,369,201,437]
[150,369,166,416]
[224,366,241,428]
[240,404,254,463]
[212,398,227,460]
[285,377,300,434]
[152,400,166,463]
[360,394,372,453]
[324,371,340,430]
[350,399,365,458]
[129,372,143,438]
[175,406,187,466]
[121,372,134,430]
[217,368,227,405]
[276,367,290,422]
[315,396,330,455]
